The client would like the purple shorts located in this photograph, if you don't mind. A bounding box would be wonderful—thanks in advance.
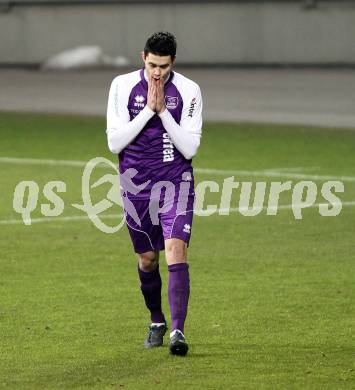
[123,187,195,254]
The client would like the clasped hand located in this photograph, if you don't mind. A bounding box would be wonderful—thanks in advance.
[147,77,166,114]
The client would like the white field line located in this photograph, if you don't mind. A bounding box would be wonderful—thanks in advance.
[0,157,87,168]
[1,156,355,182]
[197,201,355,216]
[258,167,318,173]
[0,214,123,225]
[0,157,100,168]
[1,201,355,225]
[194,168,355,183]
[217,201,355,215]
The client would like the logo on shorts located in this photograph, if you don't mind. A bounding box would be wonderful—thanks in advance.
[183,223,191,234]
[183,173,192,182]
[165,96,179,109]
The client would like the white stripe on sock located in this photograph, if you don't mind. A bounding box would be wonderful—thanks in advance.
[170,329,184,338]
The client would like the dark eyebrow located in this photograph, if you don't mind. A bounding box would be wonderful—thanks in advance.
[148,62,170,68]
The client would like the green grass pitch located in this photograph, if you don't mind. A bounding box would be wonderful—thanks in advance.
[0,111,354,389]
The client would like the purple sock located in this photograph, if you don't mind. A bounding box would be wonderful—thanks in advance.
[168,263,190,333]
[138,264,165,323]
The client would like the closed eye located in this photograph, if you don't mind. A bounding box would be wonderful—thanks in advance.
[148,62,170,69]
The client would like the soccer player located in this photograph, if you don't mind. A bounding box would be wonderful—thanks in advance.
[106,32,202,356]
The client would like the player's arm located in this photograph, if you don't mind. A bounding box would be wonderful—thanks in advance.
[106,77,156,154]
[157,83,202,160]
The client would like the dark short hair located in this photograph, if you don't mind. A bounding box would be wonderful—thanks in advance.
[144,32,177,59]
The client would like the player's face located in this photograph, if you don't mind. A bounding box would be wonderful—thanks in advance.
[142,52,174,82]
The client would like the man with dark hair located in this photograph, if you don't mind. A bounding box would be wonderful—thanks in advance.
[106,32,202,356]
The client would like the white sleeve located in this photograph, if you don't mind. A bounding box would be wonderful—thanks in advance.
[158,84,202,160]
[106,77,155,154]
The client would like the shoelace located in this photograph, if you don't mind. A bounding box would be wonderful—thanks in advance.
[147,330,154,342]
[147,326,159,342]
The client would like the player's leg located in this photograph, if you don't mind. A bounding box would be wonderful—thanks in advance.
[165,238,189,334]
[137,250,167,348]
[165,238,187,265]
[124,197,167,348]
[137,250,166,325]
[160,187,194,356]
[165,238,190,355]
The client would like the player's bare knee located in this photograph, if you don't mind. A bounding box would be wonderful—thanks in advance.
[138,251,159,272]
[165,240,186,263]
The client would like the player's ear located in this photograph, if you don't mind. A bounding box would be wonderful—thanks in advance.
[141,51,146,63]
